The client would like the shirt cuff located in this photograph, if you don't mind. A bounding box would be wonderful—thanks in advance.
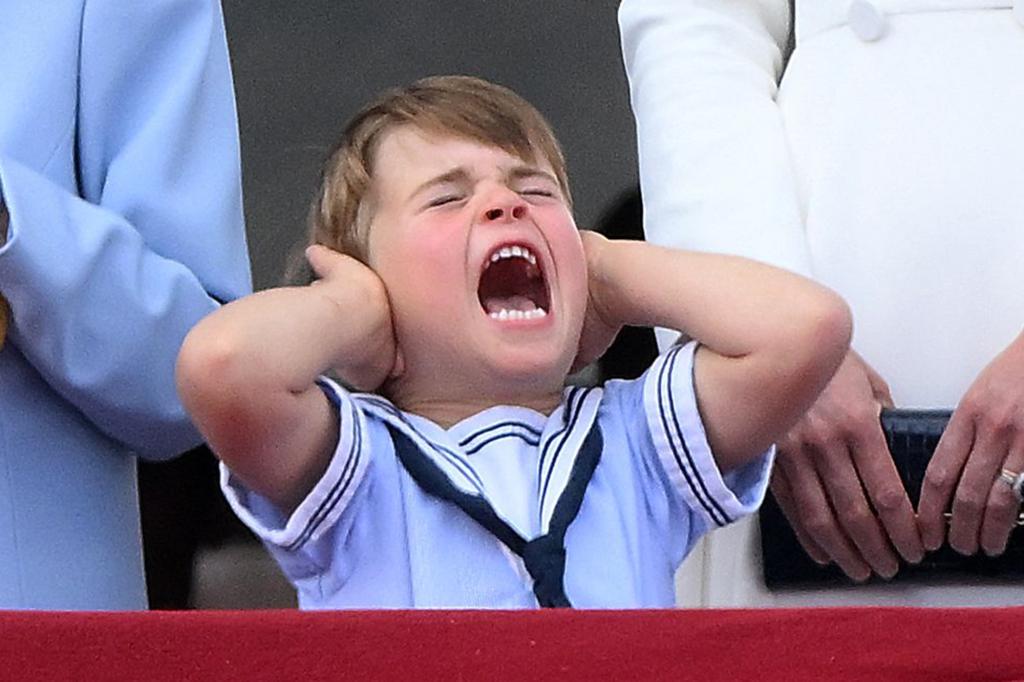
[219,376,371,553]
[642,341,774,529]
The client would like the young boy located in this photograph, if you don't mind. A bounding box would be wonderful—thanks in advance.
[176,75,851,609]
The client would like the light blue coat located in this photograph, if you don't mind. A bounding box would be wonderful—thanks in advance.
[0,0,251,609]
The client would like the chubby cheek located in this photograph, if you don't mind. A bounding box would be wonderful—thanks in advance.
[372,229,469,341]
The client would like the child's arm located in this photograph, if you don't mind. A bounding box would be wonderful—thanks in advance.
[176,245,397,512]
[580,231,851,471]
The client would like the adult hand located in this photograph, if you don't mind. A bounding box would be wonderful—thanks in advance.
[918,334,1024,557]
[570,230,622,373]
[770,350,924,581]
[305,244,402,391]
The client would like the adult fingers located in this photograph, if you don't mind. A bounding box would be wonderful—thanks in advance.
[980,445,1024,556]
[770,469,829,565]
[775,442,871,581]
[814,435,901,578]
[860,357,895,408]
[847,412,924,566]
[947,426,1009,555]
[918,409,975,551]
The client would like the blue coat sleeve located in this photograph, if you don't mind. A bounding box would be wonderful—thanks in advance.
[0,0,252,460]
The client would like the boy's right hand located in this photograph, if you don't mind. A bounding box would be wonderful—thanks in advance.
[306,245,402,391]
[770,350,924,581]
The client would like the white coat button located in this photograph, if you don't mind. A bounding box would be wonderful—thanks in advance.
[848,0,886,42]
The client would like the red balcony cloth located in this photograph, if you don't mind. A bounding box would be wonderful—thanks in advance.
[0,607,1020,681]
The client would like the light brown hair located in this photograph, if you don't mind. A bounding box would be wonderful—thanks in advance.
[307,75,572,264]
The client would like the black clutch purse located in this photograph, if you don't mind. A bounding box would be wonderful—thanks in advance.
[760,409,1024,588]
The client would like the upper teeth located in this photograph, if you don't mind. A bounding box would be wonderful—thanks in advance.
[488,244,536,266]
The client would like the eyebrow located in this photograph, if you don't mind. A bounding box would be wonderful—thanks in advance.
[506,166,558,187]
[409,168,471,202]
[409,164,559,203]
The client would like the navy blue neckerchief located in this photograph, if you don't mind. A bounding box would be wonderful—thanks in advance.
[386,420,603,608]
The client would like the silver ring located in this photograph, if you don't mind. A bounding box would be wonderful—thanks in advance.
[998,468,1024,503]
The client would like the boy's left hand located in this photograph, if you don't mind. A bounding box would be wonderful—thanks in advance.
[571,231,621,373]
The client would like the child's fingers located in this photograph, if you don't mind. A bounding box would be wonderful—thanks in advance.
[304,245,332,279]
[306,244,357,282]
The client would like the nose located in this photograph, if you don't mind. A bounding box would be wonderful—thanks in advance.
[481,189,528,223]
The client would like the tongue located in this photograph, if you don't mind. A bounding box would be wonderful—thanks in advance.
[483,295,537,314]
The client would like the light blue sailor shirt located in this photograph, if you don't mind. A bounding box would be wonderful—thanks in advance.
[0,0,251,609]
[223,342,773,608]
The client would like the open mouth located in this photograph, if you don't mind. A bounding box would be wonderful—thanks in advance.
[478,244,550,321]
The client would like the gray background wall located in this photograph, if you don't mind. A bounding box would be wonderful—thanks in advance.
[222,0,639,290]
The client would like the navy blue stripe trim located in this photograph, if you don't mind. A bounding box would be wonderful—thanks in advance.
[285,400,364,551]
[357,395,487,493]
[458,420,543,448]
[535,387,582,497]
[657,346,730,526]
[316,378,342,407]
[287,379,359,550]
[667,347,731,524]
[546,422,603,543]
[538,388,592,517]
[388,425,527,556]
[522,421,603,608]
[464,431,541,456]
[391,423,603,609]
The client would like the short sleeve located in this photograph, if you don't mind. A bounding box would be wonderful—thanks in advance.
[219,377,372,583]
[640,341,773,532]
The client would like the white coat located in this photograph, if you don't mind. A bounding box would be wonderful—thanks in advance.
[620,0,1024,606]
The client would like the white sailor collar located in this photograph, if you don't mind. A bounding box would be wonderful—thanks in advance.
[353,387,604,536]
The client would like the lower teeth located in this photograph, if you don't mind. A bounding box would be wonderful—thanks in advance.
[489,308,547,321]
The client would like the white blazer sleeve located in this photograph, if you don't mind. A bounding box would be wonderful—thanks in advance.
[0,0,251,459]
[619,0,812,278]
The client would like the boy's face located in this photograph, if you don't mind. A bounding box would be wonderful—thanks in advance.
[366,125,587,403]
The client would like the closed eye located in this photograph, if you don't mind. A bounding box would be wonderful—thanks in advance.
[427,194,464,208]
[520,188,555,198]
